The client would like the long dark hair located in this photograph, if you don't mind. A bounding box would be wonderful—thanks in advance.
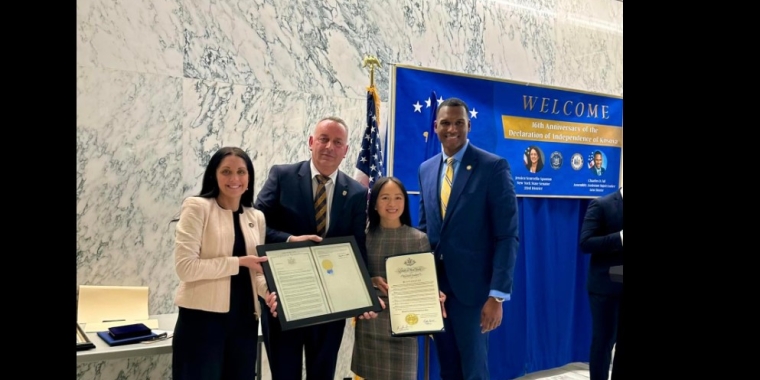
[368,176,412,232]
[524,146,544,172]
[171,147,255,222]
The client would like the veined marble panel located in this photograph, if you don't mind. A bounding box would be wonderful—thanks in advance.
[551,4,623,96]
[76,66,184,316]
[182,78,369,198]
[479,0,558,85]
[77,0,184,77]
[182,0,374,98]
[77,354,172,380]
[181,0,622,103]
[552,23,622,96]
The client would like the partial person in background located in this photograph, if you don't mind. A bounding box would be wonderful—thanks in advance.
[524,146,544,173]
[352,176,447,380]
[579,187,623,380]
[417,97,520,380]
[254,116,383,380]
[611,285,623,380]
[171,147,269,380]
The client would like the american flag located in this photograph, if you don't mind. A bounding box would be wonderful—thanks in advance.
[588,151,602,168]
[355,86,384,189]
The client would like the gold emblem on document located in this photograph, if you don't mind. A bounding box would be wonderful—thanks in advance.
[322,259,334,275]
[405,313,419,325]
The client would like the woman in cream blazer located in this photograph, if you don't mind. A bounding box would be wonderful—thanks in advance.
[172,147,269,380]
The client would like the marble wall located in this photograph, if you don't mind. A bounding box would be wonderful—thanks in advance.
[76,0,622,378]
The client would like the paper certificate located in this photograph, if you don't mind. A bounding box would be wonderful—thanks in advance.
[385,252,445,336]
[264,247,330,321]
[258,236,382,331]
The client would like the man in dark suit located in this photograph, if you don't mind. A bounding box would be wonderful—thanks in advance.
[418,98,519,380]
[254,116,379,379]
[579,187,623,380]
[611,286,623,380]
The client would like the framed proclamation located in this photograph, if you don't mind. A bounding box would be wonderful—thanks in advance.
[257,236,383,331]
[385,251,445,337]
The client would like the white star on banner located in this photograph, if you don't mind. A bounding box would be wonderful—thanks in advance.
[413,101,423,112]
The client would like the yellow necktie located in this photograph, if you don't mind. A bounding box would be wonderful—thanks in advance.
[441,157,455,218]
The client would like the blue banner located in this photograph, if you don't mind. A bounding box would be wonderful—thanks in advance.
[388,65,623,198]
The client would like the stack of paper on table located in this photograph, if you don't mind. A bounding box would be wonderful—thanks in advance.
[77,285,159,333]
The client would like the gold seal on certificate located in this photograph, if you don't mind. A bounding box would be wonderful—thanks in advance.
[385,251,445,337]
[258,236,383,331]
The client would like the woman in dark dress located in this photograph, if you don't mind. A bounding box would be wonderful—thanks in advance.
[352,177,446,380]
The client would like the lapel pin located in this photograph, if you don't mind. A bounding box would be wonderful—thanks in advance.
[248,223,254,228]
[342,190,347,196]
[466,165,472,170]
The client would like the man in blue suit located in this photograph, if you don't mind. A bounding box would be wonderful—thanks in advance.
[590,151,606,176]
[255,116,379,379]
[579,187,623,380]
[418,98,519,380]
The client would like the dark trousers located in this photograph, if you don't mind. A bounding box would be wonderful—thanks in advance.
[259,299,345,380]
[610,289,623,380]
[434,260,490,380]
[172,307,259,380]
[588,293,621,380]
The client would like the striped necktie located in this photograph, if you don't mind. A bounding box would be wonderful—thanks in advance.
[314,175,329,237]
[441,157,455,218]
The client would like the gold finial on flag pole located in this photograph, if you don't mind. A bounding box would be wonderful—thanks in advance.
[362,55,382,87]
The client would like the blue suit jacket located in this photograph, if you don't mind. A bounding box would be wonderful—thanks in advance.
[591,166,606,176]
[579,188,623,295]
[254,161,369,264]
[418,144,519,306]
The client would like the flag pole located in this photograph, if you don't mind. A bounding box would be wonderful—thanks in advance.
[354,55,383,190]
[354,55,383,380]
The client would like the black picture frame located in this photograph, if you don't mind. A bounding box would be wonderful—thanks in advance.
[257,235,382,331]
[76,323,96,351]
